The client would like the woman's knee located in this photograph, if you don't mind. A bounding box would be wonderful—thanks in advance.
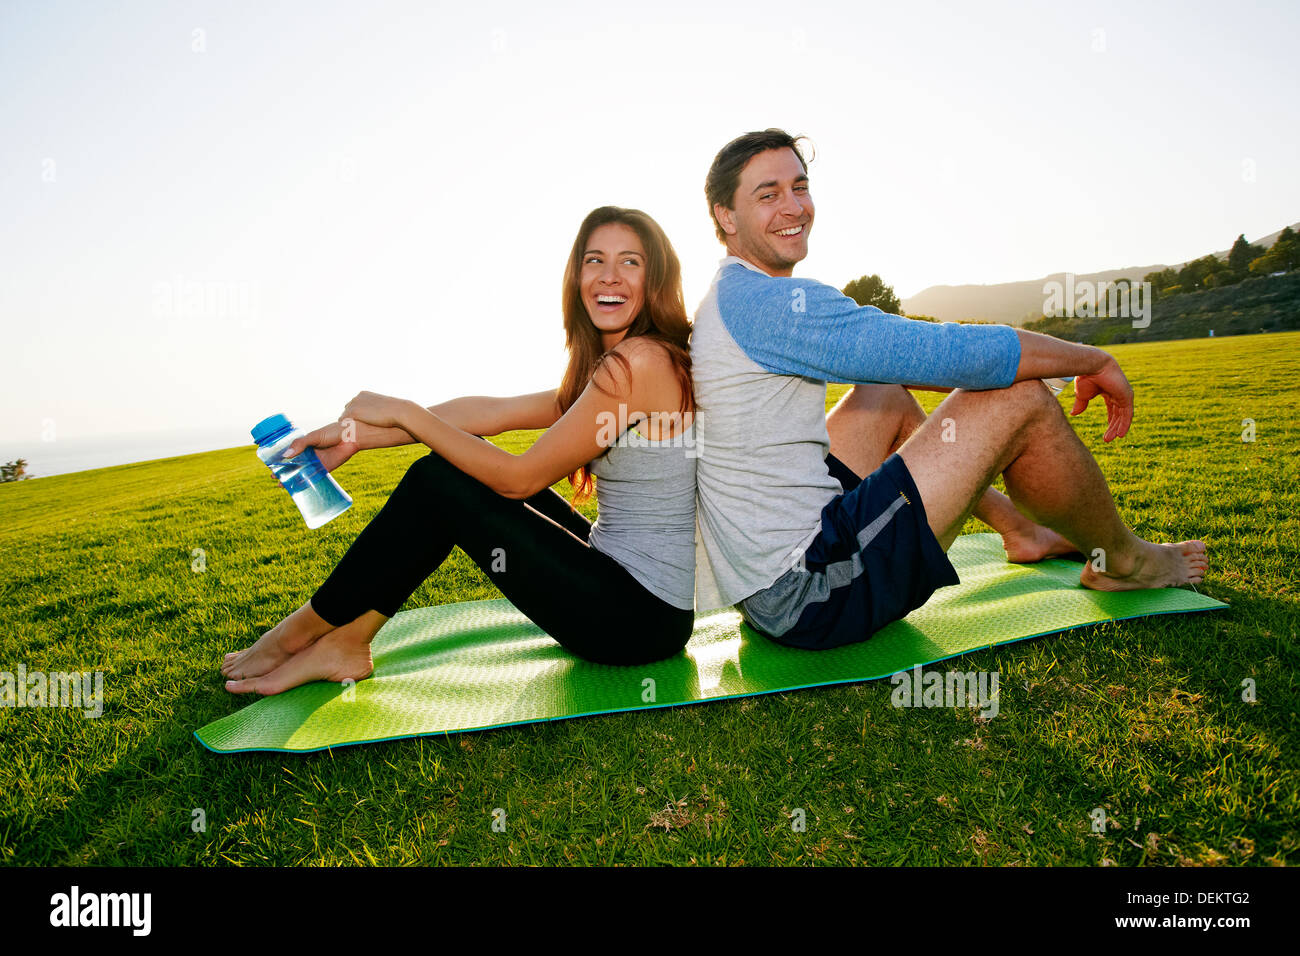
[404,450,481,496]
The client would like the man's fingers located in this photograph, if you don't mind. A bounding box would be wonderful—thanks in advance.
[1101,399,1133,443]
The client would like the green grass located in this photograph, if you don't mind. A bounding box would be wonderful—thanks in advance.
[2,332,1297,866]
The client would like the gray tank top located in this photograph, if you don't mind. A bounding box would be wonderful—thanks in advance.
[587,420,697,610]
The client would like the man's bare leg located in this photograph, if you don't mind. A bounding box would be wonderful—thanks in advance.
[826,384,1078,562]
[896,380,1206,590]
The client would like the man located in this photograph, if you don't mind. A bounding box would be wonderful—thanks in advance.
[692,128,1207,649]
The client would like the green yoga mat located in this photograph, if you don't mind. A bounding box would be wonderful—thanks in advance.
[195,533,1226,754]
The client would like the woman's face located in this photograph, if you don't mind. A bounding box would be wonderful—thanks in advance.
[580,222,647,349]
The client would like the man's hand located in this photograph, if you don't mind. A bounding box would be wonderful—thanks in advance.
[1069,354,1133,442]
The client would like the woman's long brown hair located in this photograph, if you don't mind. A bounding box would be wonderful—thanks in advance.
[557,206,695,502]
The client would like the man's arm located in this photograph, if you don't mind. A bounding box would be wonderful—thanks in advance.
[909,333,1113,390]
[833,325,1131,442]
[1011,329,1108,380]
[717,268,1021,390]
[1012,330,1133,442]
[718,264,1132,440]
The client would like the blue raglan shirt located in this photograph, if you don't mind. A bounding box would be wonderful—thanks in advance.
[715,261,1022,388]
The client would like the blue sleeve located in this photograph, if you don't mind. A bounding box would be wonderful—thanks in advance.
[716,264,1022,389]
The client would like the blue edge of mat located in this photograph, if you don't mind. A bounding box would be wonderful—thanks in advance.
[195,599,1227,755]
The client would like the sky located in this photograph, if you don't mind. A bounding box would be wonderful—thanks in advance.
[2,0,1297,449]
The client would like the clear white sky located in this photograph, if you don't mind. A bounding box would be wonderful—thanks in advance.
[2,0,1297,443]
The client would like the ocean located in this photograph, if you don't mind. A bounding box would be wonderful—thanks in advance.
[0,426,253,480]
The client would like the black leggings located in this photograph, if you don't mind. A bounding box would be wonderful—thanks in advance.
[310,451,695,665]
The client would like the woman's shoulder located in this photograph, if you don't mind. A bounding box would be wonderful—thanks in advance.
[594,334,692,421]
[608,333,680,365]
[595,335,679,387]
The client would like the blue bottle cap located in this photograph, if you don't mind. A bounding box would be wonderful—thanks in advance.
[251,413,292,445]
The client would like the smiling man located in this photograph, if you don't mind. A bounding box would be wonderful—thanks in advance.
[691,128,1207,648]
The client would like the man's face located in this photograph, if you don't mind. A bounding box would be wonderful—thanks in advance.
[714,147,813,277]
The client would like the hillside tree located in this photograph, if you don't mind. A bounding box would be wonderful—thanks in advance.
[842,274,901,314]
[1250,226,1300,275]
[1228,234,1266,279]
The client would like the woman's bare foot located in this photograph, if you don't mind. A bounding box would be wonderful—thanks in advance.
[224,614,381,696]
[1002,523,1082,564]
[1080,539,1208,592]
[221,600,335,680]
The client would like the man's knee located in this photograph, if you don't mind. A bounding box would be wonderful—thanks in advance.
[844,383,924,424]
[1006,378,1062,419]
[973,378,1059,423]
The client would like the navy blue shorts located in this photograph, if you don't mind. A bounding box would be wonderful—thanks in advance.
[737,452,960,650]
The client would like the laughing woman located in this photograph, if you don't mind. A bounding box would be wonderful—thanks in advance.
[222,206,697,694]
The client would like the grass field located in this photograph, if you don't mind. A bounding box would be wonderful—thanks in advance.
[1,332,1297,866]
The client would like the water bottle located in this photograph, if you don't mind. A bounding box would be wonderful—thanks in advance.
[251,414,353,529]
[1042,376,1074,396]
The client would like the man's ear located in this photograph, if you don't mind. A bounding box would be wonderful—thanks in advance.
[713,203,738,237]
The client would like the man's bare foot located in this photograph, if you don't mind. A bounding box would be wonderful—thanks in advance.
[1080,540,1208,592]
[1002,523,1082,564]
[221,601,335,681]
[225,626,375,696]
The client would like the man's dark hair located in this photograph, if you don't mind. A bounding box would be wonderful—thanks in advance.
[705,129,812,243]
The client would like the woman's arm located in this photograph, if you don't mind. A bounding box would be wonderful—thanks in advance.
[346,340,680,499]
[427,390,561,436]
[284,390,562,467]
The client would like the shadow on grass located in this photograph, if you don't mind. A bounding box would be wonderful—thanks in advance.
[9,583,1294,866]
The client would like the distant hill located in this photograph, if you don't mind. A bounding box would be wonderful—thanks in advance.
[900,222,1300,326]
[1023,271,1300,345]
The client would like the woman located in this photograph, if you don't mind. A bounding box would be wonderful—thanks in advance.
[222,207,697,695]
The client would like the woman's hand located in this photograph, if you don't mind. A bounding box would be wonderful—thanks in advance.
[282,421,363,473]
[340,391,412,429]
[283,418,412,472]
[1069,354,1134,443]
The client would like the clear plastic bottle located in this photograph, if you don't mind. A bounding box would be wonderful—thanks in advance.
[1042,376,1074,396]
[251,413,352,529]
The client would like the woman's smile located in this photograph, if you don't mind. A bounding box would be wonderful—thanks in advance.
[581,222,647,346]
